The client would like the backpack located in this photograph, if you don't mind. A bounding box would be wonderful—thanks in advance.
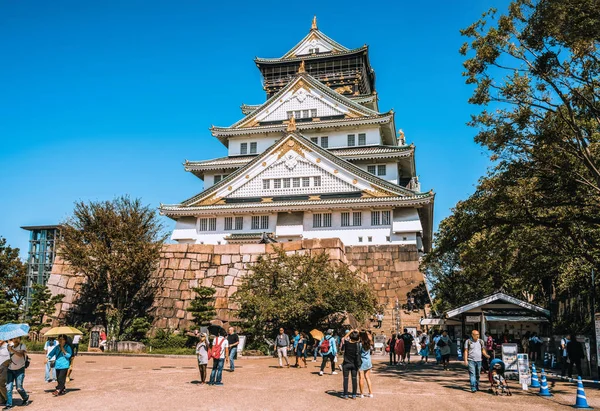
[467,338,484,352]
[320,337,331,354]
[24,355,30,369]
[209,337,224,360]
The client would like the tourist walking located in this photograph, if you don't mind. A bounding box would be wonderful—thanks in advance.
[394,333,405,364]
[482,331,495,371]
[375,313,383,329]
[400,329,414,364]
[318,329,338,376]
[566,334,584,378]
[433,332,441,364]
[44,337,57,383]
[438,330,452,371]
[418,331,430,363]
[195,333,209,384]
[312,338,319,362]
[463,330,490,393]
[71,335,81,356]
[340,330,361,399]
[47,334,72,397]
[529,332,542,362]
[227,327,239,372]
[275,328,290,368]
[560,335,570,377]
[5,337,29,408]
[358,330,373,398]
[0,341,9,406]
[387,332,397,365]
[295,333,307,368]
[208,331,229,386]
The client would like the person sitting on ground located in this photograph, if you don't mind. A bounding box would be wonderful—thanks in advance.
[340,330,361,399]
[318,329,338,376]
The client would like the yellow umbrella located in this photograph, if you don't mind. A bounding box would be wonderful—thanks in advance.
[44,326,83,337]
[310,329,324,341]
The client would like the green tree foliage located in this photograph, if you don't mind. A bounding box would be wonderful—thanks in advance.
[26,284,64,336]
[234,248,376,342]
[424,0,599,329]
[122,317,152,342]
[60,197,167,339]
[186,287,216,328]
[0,237,26,322]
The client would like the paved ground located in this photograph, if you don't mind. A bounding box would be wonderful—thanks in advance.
[13,353,600,410]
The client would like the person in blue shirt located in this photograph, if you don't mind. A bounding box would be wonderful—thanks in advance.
[318,329,338,376]
[47,335,72,396]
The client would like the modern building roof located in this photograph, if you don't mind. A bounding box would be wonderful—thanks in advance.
[21,225,62,231]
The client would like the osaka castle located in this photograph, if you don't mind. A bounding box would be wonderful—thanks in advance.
[160,17,434,252]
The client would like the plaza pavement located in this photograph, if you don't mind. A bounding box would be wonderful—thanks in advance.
[16,353,599,410]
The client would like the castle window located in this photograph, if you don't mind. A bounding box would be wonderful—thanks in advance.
[283,178,291,188]
[371,210,391,226]
[386,236,391,242]
[377,165,386,176]
[302,177,310,187]
[302,110,309,118]
[323,213,332,227]
[199,217,217,232]
[313,214,322,228]
[358,236,363,242]
[353,212,362,226]
[311,109,317,117]
[314,176,321,187]
[252,216,268,230]
[320,136,328,148]
[224,217,233,231]
[263,180,270,190]
[214,175,223,184]
[293,178,300,188]
[382,210,391,225]
[368,236,373,242]
[240,142,248,155]
[367,166,376,175]
[341,212,350,227]
[347,134,355,146]
[358,133,366,146]
[235,217,243,230]
[250,142,257,154]
[311,137,319,144]
[273,179,281,189]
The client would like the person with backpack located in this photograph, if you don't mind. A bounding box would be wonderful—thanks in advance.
[437,330,452,371]
[318,329,338,376]
[463,330,490,393]
[399,329,414,364]
[418,331,430,363]
[208,331,229,386]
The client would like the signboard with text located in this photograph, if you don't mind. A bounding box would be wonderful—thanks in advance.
[517,354,531,387]
[502,343,519,372]
[466,315,481,323]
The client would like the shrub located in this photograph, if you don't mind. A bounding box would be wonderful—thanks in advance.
[148,329,188,349]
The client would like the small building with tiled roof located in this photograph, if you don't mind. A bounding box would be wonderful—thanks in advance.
[160,17,434,251]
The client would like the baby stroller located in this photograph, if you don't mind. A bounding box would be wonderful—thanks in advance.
[488,359,512,396]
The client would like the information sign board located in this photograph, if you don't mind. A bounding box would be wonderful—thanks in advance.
[517,354,530,388]
[502,343,519,371]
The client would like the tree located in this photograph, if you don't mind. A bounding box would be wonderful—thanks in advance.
[234,248,376,344]
[26,284,64,337]
[186,286,216,329]
[0,237,27,310]
[60,196,167,339]
[460,0,599,197]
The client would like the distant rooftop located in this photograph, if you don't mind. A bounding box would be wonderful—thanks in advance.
[21,224,62,231]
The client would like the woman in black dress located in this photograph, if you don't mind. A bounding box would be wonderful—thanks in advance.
[341,330,362,399]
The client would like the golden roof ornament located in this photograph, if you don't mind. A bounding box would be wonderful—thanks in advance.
[298,60,306,73]
[311,16,318,30]
[287,115,297,132]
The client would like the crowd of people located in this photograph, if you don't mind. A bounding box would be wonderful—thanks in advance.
[0,333,75,409]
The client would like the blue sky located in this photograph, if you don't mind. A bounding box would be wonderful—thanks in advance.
[0,0,507,257]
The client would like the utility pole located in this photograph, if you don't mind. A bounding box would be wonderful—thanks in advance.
[592,268,599,379]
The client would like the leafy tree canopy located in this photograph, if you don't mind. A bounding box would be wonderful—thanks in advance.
[60,196,167,339]
[234,248,376,343]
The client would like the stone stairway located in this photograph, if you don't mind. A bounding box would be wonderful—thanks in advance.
[373,306,430,335]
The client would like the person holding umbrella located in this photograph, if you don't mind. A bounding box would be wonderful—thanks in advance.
[0,324,31,409]
[47,334,72,396]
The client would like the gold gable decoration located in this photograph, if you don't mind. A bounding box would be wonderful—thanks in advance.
[361,185,399,198]
[192,193,223,207]
[311,16,317,30]
[298,60,306,73]
[277,138,311,159]
[287,115,297,132]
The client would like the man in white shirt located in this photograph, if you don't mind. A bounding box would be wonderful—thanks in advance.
[72,335,81,356]
[6,337,30,407]
[44,338,58,382]
[208,332,229,386]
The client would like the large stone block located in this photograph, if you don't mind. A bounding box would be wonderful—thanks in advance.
[239,244,265,254]
[179,259,191,270]
[214,244,240,255]
[222,254,231,264]
[187,244,214,254]
[166,244,188,253]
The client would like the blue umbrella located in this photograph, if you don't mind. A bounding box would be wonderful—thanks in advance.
[0,323,30,341]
